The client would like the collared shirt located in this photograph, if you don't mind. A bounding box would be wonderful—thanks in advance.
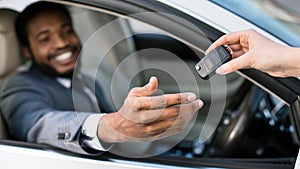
[56,77,71,88]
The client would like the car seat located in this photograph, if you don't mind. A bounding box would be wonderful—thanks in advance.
[0,9,21,139]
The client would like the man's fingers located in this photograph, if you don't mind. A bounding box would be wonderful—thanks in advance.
[108,100,203,142]
[128,99,203,124]
[130,76,158,96]
[133,125,187,142]
[153,99,203,122]
[142,102,200,139]
[131,92,197,111]
[146,119,186,137]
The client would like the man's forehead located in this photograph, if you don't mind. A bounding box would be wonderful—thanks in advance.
[27,10,71,34]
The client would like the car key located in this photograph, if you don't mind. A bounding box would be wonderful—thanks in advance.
[195,45,232,80]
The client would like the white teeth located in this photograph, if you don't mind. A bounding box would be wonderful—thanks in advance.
[55,51,72,61]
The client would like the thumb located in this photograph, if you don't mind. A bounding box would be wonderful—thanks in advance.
[146,76,158,94]
[216,52,253,75]
[131,76,158,96]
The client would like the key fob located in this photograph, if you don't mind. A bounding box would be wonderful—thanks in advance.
[195,45,232,80]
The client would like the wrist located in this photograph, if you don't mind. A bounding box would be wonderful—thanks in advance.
[97,112,123,143]
[285,46,300,77]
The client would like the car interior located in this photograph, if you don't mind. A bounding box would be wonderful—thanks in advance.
[69,5,250,157]
[0,1,299,167]
[0,9,22,139]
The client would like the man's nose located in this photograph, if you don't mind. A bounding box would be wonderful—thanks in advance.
[53,34,68,48]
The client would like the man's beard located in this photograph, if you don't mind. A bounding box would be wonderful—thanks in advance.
[34,61,74,78]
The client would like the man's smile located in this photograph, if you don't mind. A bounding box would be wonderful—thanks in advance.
[55,51,72,61]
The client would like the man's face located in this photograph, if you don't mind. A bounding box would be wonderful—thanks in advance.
[26,9,81,76]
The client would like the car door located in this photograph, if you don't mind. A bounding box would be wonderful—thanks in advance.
[0,0,299,169]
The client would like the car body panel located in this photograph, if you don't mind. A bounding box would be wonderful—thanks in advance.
[0,144,193,169]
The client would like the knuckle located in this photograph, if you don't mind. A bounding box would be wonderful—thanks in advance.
[153,97,165,109]
[140,113,151,124]
[132,98,143,111]
[158,96,167,106]
[170,106,180,116]
[130,87,139,94]
[139,114,146,124]
[222,35,229,43]
[168,106,180,117]
[144,125,153,134]
[176,94,182,104]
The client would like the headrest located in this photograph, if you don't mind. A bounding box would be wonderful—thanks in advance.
[0,9,20,79]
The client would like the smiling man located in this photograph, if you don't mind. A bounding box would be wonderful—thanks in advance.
[17,3,80,78]
[0,1,203,155]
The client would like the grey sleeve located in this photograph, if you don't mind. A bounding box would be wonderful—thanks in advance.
[0,77,101,155]
[27,110,93,155]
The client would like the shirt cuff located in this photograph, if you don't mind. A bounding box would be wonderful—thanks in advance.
[81,113,114,151]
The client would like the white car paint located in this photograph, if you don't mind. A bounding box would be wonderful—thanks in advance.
[0,144,190,169]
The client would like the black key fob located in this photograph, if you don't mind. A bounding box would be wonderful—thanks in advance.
[195,45,232,80]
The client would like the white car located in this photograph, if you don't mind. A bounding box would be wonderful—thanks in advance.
[0,0,300,168]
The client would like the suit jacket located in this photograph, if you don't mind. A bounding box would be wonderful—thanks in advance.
[0,64,112,154]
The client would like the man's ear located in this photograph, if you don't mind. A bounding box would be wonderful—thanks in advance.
[22,47,32,60]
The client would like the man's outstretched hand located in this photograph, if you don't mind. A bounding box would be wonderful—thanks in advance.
[98,76,204,143]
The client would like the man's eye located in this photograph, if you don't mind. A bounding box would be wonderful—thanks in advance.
[65,28,74,34]
[38,37,50,43]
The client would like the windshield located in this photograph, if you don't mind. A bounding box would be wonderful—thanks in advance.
[211,0,300,47]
